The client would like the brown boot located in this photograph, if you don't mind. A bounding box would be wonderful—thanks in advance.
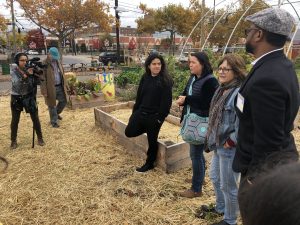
[179,189,202,198]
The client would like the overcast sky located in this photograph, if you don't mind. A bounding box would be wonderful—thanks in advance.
[0,0,299,30]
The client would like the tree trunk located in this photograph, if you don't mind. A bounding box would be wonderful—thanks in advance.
[57,35,63,61]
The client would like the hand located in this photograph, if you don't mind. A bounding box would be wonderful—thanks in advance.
[223,141,231,149]
[176,95,186,106]
[27,68,34,75]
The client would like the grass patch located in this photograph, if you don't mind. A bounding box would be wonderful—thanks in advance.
[296,69,300,81]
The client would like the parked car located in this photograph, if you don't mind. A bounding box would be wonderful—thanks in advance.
[26,50,39,55]
[179,52,195,63]
[99,51,133,65]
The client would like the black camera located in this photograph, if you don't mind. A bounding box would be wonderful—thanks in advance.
[25,57,47,76]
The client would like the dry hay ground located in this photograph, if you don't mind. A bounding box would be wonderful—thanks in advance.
[0,95,299,225]
[0,96,217,225]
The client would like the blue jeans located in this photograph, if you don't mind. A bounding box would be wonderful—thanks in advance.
[190,144,205,193]
[209,147,240,225]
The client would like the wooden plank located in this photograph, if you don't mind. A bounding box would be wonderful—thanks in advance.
[166,157,191,174]
[165,142,190,165]
[116,132,147,159]
[98,102,130,113]
[69,94,105,109]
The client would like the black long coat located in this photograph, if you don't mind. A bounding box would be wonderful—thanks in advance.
[233,50,300,175]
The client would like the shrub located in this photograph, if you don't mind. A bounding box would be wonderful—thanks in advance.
[115,67,144,88]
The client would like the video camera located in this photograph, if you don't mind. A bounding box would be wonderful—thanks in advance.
[25,57,47,76]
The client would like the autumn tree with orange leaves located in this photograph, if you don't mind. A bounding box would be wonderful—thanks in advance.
[0,14,7,31]
[16,0,112,54]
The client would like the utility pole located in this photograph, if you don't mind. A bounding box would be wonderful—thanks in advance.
[200,0,205,49]
[213,0,215,26]
[10,0,17,56]
[115,0,120,64]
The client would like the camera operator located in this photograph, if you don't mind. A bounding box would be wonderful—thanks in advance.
[10,52,45,149]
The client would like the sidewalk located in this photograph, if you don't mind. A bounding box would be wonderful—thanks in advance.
[0,73,10,82]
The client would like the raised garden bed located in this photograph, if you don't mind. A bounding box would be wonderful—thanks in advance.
[94,102,191,173]
[69,93,105,109]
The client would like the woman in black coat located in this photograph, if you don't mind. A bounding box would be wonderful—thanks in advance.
[177,52,219,198]
[125,53,173,173]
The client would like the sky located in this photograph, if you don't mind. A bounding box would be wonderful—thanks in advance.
[0,0,299,30]
[0,0,213,30]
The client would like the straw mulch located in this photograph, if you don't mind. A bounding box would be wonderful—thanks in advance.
[0,95,217,225]
[0,95,299,225]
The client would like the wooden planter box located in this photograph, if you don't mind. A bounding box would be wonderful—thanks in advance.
[94,102,191,173]
[69,94,105,109]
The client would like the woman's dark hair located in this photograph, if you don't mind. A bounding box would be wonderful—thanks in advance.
[144,53,173,86]
[218,53,247,83]
[241,162,300,225]
[190,52,213,77]
[14,52,28,65]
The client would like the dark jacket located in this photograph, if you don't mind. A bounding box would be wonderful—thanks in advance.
[133,74,173,122]
[180,74,219,122]
[11,66,38,96]
[233,50,300,175]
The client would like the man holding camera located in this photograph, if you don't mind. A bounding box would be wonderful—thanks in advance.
[10,52,45,149]
[41,47,68,128]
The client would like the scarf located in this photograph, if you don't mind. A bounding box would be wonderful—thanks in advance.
[206,79,241,147]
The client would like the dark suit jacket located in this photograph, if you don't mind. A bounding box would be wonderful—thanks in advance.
[233,50,299,175]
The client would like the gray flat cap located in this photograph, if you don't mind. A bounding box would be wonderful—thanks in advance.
[245,8,295,36]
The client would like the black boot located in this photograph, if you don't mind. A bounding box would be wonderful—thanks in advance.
[136,162,154,173]
[37,138,45,146]
[10,141,18,150]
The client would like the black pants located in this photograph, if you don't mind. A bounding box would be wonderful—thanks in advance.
[11,95,43,142]
[125,110,163,165]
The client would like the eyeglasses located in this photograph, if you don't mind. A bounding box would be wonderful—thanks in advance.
[244,28,260,36]
[218,67,233,73]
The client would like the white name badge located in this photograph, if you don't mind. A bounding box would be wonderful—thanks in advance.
[236,93,244,113]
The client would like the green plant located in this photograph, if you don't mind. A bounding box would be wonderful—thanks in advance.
[171,69,190,98]
[296,69,300,81]
[67,77,101,99]
[115,67,144,88]
[294,56,300,70]
[118,86,138,101]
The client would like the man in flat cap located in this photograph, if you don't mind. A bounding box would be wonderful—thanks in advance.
[232,7,300,223]
[41,47,68,128]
